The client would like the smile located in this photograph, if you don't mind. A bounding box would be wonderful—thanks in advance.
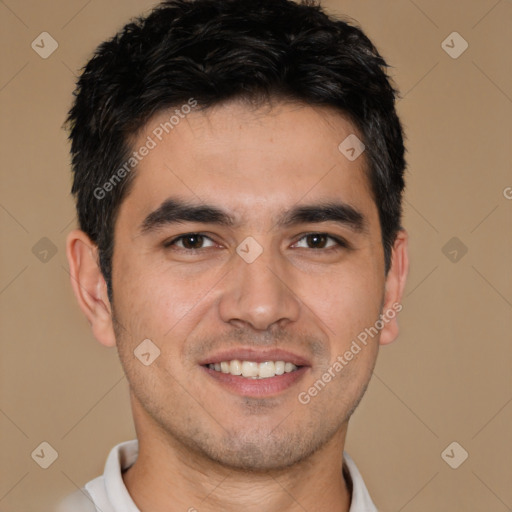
[206,360,300,379]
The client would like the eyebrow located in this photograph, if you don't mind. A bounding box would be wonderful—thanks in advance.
[139,197,367,235]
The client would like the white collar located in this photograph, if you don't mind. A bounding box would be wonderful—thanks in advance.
[67,439,377,511]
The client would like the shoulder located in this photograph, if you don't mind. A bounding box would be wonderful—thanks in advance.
[56,487,98,512]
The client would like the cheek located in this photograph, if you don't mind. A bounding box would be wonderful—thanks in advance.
[113,252,218,343]
[317,264,384,340]
[309,275,381,406]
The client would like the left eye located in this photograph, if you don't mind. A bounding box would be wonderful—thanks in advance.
[293,233,346,250]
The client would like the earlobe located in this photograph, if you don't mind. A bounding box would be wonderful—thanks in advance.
[379,229,409,346]
[66,229,117,347]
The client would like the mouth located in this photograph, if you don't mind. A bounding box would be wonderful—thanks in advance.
[204,359,302,379]
[199,349,310,397]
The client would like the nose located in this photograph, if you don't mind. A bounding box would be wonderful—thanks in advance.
[218,245,301,332]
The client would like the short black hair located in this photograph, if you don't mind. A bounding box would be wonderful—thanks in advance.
[66,0,406,300]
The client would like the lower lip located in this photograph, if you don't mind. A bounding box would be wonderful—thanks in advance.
[201,365,309,397]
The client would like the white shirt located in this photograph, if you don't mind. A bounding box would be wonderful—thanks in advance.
[58,440,378,512]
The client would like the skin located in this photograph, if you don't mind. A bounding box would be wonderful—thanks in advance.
[67,99,408,512]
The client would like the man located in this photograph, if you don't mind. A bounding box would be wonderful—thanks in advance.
[61,0,409,510]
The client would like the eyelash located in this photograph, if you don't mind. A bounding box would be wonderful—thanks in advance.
[163,232,349,252]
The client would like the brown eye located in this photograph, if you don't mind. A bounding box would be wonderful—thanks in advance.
[294,233,347,250]
[180,234,205,249]
[306,234,328,248]
[164,233,215,250]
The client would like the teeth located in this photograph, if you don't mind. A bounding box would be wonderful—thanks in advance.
[275,361,285,375]
[229,360,242,375]
[241,361,259,377]
[258,361,275,378]
[207,360,298,379]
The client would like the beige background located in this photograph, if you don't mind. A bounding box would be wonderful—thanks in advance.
[1,0,511,511]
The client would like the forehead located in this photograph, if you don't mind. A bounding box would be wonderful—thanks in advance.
[119,100,378,230]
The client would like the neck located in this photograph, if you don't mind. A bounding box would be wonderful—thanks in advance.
[122,423,352,512]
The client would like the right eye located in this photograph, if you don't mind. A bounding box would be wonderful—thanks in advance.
[163,233,217,251]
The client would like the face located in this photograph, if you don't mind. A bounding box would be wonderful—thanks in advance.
[106,100,401,471]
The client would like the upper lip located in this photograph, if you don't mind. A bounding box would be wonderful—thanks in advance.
[199,348,311,367]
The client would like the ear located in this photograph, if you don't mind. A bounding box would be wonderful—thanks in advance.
[379,229,409,346]
[66,229,116,347]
